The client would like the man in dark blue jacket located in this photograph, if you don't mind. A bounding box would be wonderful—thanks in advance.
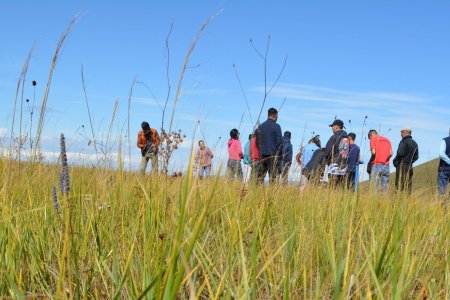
[280,131,293,184]
[255,108,283,183]
[438,129,450,196]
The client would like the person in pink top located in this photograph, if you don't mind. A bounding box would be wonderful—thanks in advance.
[228,128,244,179]
[195,140,214,178]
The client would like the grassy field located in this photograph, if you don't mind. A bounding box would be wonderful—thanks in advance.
[1,156,449,299]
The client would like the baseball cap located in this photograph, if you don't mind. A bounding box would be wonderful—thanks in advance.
[329,119,345,128]
[401,126,412,132]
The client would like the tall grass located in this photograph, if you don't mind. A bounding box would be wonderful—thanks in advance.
[0,157,449,298]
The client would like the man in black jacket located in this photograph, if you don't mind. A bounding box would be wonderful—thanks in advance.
[393,126,419,194]
[323,119,348,185]
[255,108,283,183]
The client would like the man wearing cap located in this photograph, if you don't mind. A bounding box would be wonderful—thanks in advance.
[368,129,392,194]
[137,121,161,175]
[393,126,419,194]
[255,108,283,183]
[438,129,450,196]
[323,119,348,185]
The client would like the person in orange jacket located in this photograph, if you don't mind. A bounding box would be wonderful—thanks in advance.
[137,121,161,175]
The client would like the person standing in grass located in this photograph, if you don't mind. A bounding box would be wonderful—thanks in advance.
[346,132,360,190]
[322,119,349,186]
[249,133,260,180]
[393,126,419,194]
[243,134,252,181]
[255,108,283,183]
[438,129,450,196]
[297,135,322,189]
[227,129,244,179]
[368,129,392,194]
[279,131,293,184]
[137,121,161,175]
[195,140,214,178]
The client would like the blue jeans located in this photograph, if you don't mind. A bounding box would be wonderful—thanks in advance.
[200,165,211,178]
[438,169,450,195]
[372,164,390,194]
[228,160,243,179]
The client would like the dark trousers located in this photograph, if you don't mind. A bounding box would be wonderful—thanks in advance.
[395,165,413,194]
[257,155,278,184]
[346,171,356,190]
[438,169,450,195]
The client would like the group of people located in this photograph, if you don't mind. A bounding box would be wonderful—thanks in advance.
[136,113,450,196]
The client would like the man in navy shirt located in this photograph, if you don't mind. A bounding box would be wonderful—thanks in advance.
[346,133,360,190]
[255,108,283,183]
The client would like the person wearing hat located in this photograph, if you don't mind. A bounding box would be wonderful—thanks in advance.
[137,121,161,175]
[255,107,283,183]
[227,128,244,179]
[322,119,349,185]
[437,129,450,196]
[393,126,419,194]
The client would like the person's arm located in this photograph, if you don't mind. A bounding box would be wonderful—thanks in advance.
[275,125,283,151]
[137,132,145,149]
[440,140,450,165]
[255,128,261,150]
[287,144,293,163]
[324,136,335,160]
[208,147,214,159]
[152,130,161,148]
[412,142,419,163]
[238,142,244,159]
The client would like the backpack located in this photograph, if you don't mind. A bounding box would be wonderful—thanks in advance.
[337,136,350,166]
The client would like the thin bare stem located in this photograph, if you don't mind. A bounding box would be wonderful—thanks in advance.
[81,65,99,163]
[9,47,33,161]
[233,64,254,127]
[168,16,212,134]
[278,97,287,113]
[127,77,136,171]
[162,22,174,131]
[136,81,163,111]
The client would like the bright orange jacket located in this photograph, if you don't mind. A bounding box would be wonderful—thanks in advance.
[137,128,161,150]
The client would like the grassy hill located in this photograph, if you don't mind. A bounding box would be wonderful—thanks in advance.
[409,158,439,195]
[361,158,440,197]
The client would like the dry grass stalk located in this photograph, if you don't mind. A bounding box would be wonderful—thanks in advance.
[33,15,78,161]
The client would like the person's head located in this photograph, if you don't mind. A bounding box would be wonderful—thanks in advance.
[230,128,240,140]
[198,140,205,149]
[141,121,150,131]
[348,132,356,144]
[308,135,321,148]
[329,119,344,133]
[284,131,291,139]
[248,134,252,141]
[401,126,412,138]
[268,107,278,122]
[368,129,378,140]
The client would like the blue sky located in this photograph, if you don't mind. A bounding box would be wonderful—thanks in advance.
[1,1,449,175]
